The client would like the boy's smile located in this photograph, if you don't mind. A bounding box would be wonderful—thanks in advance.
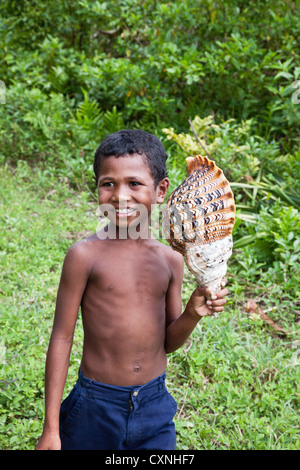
[97,153,169,233]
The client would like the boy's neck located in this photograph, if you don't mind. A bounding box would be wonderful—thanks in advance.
[99,221,152,241]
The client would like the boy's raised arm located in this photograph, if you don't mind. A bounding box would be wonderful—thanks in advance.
[35,243,92,450]
[164,252,229,354]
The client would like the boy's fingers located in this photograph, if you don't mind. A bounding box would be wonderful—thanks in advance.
[205,289,229,302]
[215,287,229,299]
[208,298,227,307]
[196,286,210,297]
[208,306,224,318]
[211,306,225,313]
[204,278,228,298]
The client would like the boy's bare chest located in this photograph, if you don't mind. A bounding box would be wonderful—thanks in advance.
[87,245,171,297]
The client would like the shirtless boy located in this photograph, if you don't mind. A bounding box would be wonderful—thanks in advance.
[35,129,228,450]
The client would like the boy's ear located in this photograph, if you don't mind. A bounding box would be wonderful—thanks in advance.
[156,178,170,203]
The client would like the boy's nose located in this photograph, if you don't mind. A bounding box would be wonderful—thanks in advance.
[111,187,131,203]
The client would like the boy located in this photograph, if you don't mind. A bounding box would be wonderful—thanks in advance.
[35,129,228,450]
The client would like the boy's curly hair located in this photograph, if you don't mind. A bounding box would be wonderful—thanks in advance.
[94,129,168,187]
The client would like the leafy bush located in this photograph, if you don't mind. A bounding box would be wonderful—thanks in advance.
[1,0,300,145]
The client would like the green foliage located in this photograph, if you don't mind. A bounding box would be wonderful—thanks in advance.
[71,89,125,143]
[168,311,299,450]
[1,0,300,144]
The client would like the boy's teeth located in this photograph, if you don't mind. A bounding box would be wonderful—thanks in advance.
[116,208,135,213]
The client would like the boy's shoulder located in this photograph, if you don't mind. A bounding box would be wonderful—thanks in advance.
[65,232,103,262]
[150,238,184,268]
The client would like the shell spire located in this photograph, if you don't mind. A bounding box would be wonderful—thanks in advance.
[163,155,235,296]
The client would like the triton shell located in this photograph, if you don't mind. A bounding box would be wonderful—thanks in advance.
[163,155,235,295]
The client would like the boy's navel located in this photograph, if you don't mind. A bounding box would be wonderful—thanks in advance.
[133,351,145,373]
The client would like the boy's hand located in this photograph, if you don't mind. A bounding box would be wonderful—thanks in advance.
[35,431,61,450]
[186,277,229,319]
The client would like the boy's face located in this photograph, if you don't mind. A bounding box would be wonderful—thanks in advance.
[97,153,169,229]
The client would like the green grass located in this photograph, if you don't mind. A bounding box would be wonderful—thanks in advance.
[169,313,299,449]
[0,162,299,450]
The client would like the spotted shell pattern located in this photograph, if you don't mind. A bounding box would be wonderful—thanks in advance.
[163,155,235,294]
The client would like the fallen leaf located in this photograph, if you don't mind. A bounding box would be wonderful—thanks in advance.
[246,300,288,336]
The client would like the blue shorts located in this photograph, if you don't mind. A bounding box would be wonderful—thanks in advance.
[59,369,177,450]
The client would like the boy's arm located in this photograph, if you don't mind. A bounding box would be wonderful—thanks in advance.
[35,243,92,450]
[164,253,228,354]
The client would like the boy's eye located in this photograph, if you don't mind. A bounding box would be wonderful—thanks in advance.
[99,181,142,188]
